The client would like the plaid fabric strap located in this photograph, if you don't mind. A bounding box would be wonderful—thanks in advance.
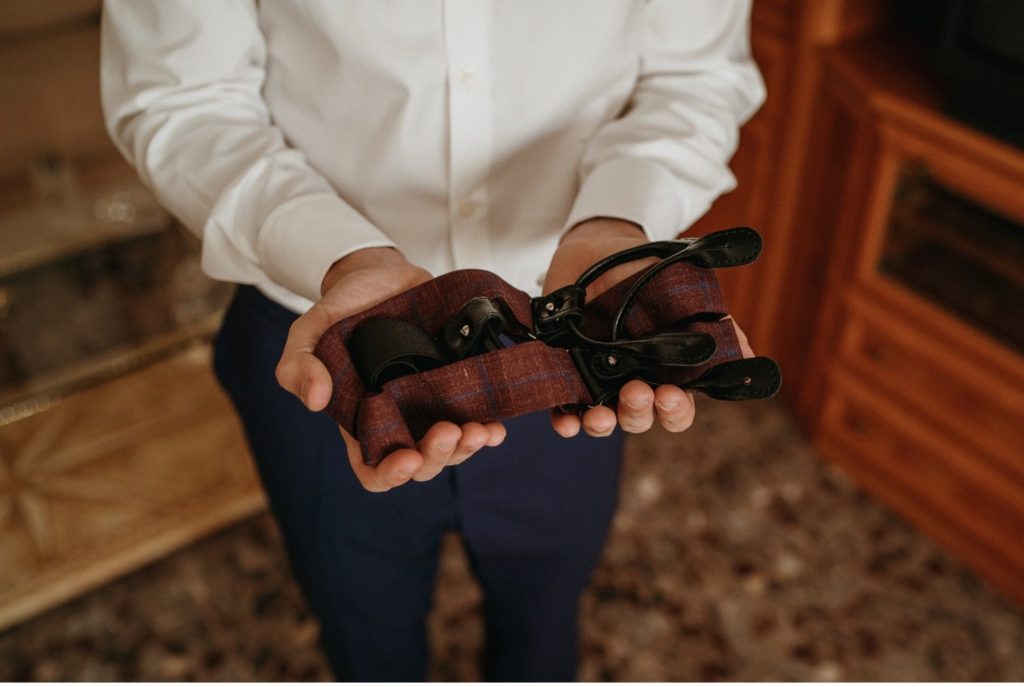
[314,260,746,466]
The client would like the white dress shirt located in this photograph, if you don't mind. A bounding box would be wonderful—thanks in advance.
[101,0,764,313]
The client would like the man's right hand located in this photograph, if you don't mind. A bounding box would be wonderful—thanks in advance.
[274,247,506,492]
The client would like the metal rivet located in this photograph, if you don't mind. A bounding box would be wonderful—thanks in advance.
[743,376,752,385]
[459,324,471,337]
[544,301,556,312]
[606,355,618,366]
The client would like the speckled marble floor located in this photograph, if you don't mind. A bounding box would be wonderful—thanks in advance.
[2,399,1023,681]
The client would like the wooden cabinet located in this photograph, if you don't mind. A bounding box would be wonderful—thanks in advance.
[689,1,798,348]
[703,1,1024,603]
[793,36,1024,602]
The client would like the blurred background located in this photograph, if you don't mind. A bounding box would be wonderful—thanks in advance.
[0,0,1022,680]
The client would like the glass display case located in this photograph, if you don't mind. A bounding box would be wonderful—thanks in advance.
[806,33,1024,605]
[880,165,1024,353]
[0,161,233,425]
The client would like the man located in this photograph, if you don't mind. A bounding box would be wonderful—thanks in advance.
[101,1,763,679]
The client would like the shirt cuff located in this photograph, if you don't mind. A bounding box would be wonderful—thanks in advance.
[562,157,688,242]
[256,194,396,301]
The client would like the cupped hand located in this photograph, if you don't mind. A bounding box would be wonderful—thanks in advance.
[542,218,755,439]
[274,247,505,492]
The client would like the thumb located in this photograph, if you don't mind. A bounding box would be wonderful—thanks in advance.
[275,302,336,410]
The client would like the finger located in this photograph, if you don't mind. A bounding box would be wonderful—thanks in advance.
[449,422,490,465]
[654,386,696,432]
[617,379,655,434]
[726,316,755,359]
[581,405,617,437]
[549,409,581,438]
[276,303,338,411]
[483,421,508,447]
[412,421,462,482]
[340,426,422,492]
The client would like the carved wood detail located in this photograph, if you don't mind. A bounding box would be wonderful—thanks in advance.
[0,346,265,630]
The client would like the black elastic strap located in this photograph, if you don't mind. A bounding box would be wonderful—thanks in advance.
[348,318,447,390]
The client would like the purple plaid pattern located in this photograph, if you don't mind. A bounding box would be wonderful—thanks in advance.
[357,343,589,462]
[314,263,741,466]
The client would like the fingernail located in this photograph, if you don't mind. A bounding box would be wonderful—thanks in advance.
[437,442,455,453]
[657,400,678,411]
[624,397,645,409]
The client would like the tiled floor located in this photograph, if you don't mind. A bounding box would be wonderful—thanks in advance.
[2,399,1022,681]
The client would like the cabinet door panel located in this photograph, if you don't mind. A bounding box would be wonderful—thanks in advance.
[818,372,1024,602]
[839,296,1024,475]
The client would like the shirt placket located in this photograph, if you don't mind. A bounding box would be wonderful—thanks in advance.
[443,0,495,270]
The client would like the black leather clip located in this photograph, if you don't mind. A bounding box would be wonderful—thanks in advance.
[569,331,718,405]
[686,356,782,401]
[441,296,508,361]
[570,348,633,406]
[531,284,585,344]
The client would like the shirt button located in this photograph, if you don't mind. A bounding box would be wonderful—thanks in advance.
[459,70,476,87]
[458,200,479,219]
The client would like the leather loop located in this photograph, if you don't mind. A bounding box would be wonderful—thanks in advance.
[574,239,696,291]
[567,324,717,367]
[610,227,763,339]
[441,296,507,360]
[569,330,722,405]
[531,284,585,343]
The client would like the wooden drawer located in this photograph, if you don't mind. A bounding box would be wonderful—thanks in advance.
[818,370,1024,601]
[837,292,1024,479]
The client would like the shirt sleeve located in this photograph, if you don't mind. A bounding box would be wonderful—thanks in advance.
[100,0,396,302]
[563,0,766,242]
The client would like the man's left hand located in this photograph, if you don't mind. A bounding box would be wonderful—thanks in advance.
[542,217,754,438]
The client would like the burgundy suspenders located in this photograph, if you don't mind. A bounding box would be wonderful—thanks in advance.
[315,227,781,465]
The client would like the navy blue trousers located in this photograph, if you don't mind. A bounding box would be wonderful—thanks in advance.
[213,286,623,681]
